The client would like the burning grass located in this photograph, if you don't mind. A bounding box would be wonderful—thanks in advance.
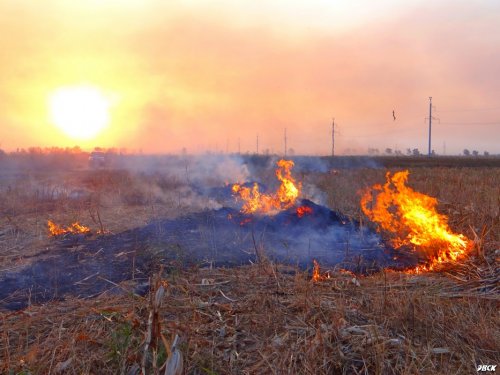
[232,159,300,214]
[360,170,472,273]
[0,158,499,373]
[47,219,91,236]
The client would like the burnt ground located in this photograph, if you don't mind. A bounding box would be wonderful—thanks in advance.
[0,162,498,374]
[0,200,419,310]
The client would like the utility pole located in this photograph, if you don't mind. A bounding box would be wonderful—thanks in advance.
[238,138,241,154]
[331,118,335,157]
[256,134,259,155]
[428,97,432,156]
[284,128,287,157]
[425,97,439,156]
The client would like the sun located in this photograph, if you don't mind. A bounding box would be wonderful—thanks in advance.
[49,85,111,140]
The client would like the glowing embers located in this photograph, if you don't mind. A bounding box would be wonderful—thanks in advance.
[360,170,472,273]
[48,220,91,236]
[232,159,301,214]
[296,206,313,218]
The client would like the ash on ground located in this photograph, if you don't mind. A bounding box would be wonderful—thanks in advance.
[0,199,417,310]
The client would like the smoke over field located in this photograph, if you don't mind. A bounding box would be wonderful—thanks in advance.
[0,153,498,374]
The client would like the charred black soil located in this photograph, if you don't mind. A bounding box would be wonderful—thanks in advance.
[0,199,422,310]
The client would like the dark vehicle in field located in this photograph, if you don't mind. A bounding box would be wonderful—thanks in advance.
[88,151,107,168]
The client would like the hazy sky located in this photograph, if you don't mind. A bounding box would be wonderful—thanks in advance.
[1,0,499,154]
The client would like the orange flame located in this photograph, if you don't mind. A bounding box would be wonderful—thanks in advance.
[296,206,313,217]
[48,220,91,236]
[312,259,322,281]
[311,259,330,281]
[360,170,472,272]
[232,159,301,214]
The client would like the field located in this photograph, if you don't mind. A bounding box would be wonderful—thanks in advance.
[0,154,499,374]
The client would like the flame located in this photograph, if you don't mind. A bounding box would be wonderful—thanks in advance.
[48,220,91,236]
[296,206,313,218]
[360,170,472,272]
[312,259,322,281]
[312,259,330,282]
[232,159,301,214]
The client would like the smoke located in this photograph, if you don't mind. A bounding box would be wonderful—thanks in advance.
[263,223,386,268]
[113,154,248,183]
[301,183,328,206]
[99,154,250,210]
[184,154,251,185]
[0,151,386,215]
[291,156,330,173]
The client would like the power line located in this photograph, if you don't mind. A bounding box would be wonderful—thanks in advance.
[344,127,414,138]
[436,107,500,113]
[338,120,497,140]
[439,122,499,126]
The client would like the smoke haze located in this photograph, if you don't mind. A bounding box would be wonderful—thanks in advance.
[0,1,499,154]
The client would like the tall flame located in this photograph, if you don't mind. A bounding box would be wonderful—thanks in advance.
[232,159,301,214]
[48,220,91,236]
[312,259,322,282]
[311,259,330,282]
[360,170,471,272]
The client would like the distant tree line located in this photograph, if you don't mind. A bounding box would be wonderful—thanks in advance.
[367,147,492,157]
[0,146,130,171]
[463,149,489,156]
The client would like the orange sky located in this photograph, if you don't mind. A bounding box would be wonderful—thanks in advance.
[1,0,499,154]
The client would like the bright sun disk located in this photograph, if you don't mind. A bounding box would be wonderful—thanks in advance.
[49,85,110,140]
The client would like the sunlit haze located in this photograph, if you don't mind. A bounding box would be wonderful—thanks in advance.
[1,0,499,154]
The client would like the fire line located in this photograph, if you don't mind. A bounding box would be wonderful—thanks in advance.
[48,220,91,236]
[360,170,472,273]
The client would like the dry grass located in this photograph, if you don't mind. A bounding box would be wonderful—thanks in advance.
[1,263,498,374]
[0,162,499,374]
[0,169,201,267]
